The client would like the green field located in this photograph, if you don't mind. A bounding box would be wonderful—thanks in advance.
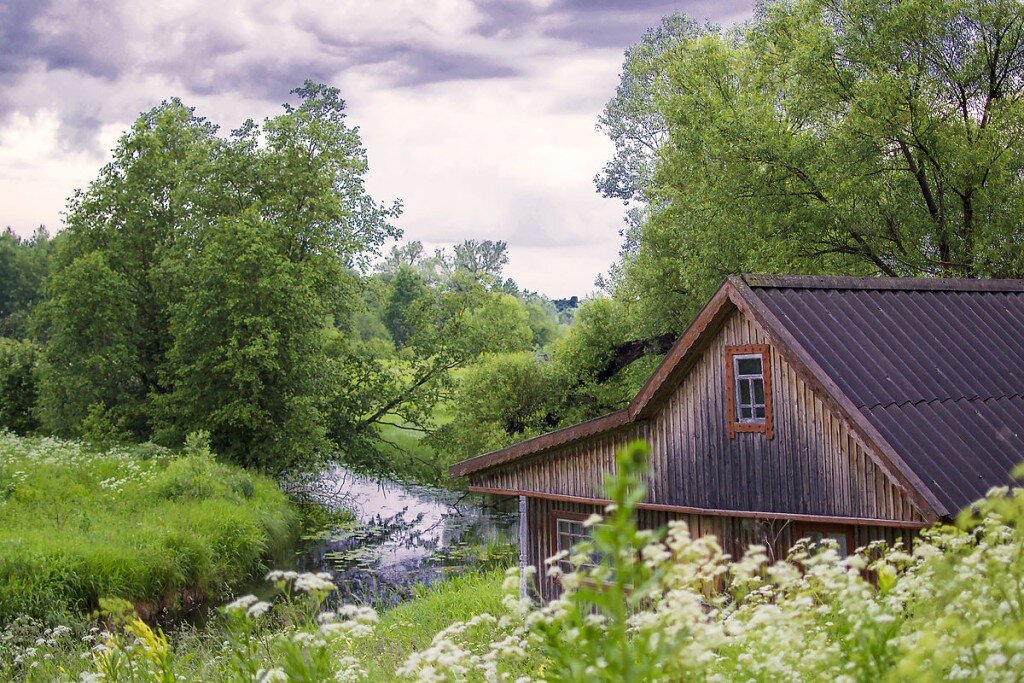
[0,432,295,624]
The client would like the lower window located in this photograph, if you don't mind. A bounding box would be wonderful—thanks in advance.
[551,511,598,572]
[795,524,854,556]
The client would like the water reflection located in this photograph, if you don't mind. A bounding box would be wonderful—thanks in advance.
[294,467,518,608]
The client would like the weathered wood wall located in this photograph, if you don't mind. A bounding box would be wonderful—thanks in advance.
[472,309,925,524]
[526,497,913,601]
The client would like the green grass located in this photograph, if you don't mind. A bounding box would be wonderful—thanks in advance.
[0,567,517,681]
[353,568,512,679]
[375,402,455,485]
[0,432,296,624]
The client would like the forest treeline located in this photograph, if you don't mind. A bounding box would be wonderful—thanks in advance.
[4,0,1024,481]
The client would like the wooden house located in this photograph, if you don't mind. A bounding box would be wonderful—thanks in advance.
[450,275,1024,600]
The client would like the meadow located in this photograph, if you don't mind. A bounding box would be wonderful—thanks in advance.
[4,441,1023,682]
[0,432,295,625]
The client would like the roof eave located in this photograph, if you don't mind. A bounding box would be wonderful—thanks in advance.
[449,277,741,479]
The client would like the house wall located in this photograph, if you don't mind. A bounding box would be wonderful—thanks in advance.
[471,309,925,524]
[526,497,914,601]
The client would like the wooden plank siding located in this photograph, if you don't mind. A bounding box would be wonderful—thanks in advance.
[527,497,914,601]
[471,310,924,524]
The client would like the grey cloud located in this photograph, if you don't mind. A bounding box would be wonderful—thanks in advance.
[297,19,522,87]
[0,0,129,79]
[0,0,53,75]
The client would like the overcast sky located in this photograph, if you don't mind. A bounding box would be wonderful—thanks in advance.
[0,0,752,298]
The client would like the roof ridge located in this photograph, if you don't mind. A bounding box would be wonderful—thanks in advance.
[741,274,1024,293]
[862,393,1024,410]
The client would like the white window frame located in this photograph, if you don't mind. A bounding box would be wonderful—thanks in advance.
[732,353,766,423]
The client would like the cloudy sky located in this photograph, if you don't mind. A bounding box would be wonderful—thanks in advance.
[0,0,752,298]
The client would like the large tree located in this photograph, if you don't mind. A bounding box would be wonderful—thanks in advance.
[604,0,1024,336]
[38,83,399,471]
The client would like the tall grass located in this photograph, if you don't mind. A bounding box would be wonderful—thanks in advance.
[0,432,295,624]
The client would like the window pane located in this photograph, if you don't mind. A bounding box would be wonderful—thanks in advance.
[754,405,765,418]
[740,406,752,419]
[739,380,751,404]
[753,379,764,403]
[736,357,762,375]
[827,533,848,556]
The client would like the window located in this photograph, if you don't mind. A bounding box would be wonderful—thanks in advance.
[551,511,598,572]
[795,524,853,556]
[733,354,766,421]
[725,344,773,438]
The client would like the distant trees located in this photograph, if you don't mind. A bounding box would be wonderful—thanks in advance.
[0,227,53,338]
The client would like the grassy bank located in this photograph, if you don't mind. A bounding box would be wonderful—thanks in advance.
[354,568,511,679]
[0,567,514,681]
[0,432,295,624]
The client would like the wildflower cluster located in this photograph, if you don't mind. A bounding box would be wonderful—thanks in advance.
[218,571,379,683]
[0,617,79,679]
[396,443,1024,682]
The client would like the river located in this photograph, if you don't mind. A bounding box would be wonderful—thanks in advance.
[282,467,519,608]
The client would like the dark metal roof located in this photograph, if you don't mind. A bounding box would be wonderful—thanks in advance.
[749,276,1024,514]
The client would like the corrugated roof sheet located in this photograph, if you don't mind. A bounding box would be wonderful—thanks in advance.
[751,278,1024,514]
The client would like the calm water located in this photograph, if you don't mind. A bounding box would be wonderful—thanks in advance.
[285,467,519,608]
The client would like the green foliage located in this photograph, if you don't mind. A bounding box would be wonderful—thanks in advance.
[36,83,399,472]
[0,433,295,625]
[434,297,657,468]
[155,209,332,471]
[522,295,563,348]
[431,352,564,463]
[604,0,1024,332]
[329,277,533,476]
[0,338,40,434]
[383,266,429,348]
[36,251,146,438]
[0,227,53,339]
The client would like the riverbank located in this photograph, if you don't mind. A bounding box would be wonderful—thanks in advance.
[0,566,515,681]
[0,432,295,625]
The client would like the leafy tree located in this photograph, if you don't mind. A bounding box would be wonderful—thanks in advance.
[36,252,144,437]
[155,211,332,471]
[522,295,563,348]
[0,338,41,433]
[450,239,509,283]
[328,282,533,473]
[0,227,55,338]
[38,83,399,472]
[609,0,1024,335]
[37,101,220,438]
[430,351,565,462]
[378,241,426,275]
[383,266,429,348]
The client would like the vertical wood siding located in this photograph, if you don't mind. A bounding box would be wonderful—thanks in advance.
[473,310,924,524]
[526,497,915,601]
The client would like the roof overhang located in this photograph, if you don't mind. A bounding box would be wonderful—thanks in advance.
[449,275,948,523]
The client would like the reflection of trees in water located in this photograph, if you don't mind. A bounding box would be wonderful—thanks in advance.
[288,471,519,609]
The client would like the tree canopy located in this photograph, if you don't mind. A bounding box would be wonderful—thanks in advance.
[34,83,400,471]
[603,0,1024,335]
